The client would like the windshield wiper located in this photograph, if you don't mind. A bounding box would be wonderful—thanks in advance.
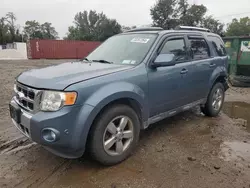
[92,59,113,64]
[80,57,91,62]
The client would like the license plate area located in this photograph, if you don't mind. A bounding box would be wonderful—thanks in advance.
[9,103,22,124]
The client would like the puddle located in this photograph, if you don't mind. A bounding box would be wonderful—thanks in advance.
[220,141,250,162]
[222,102,250,132]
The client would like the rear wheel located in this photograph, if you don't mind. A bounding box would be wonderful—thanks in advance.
[89,104,140,165]
[201,82,225,117]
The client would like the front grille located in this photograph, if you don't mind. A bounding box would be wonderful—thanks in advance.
[14,82,41,113]
[16,84,35,100]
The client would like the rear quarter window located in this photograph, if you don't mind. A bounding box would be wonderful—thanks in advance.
[208,36,227,56]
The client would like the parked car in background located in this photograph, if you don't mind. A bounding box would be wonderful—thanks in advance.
[9,26,228,165]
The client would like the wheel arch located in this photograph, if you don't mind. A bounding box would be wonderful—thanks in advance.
[75,82,149,152]
[209,67,228,91]
[91,97,144,129]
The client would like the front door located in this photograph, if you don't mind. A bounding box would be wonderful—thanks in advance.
[148,36,192,117]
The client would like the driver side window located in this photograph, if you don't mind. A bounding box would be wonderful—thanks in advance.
[160,38,187,62]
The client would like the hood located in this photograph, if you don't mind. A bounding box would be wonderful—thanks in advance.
[17,62,133,90]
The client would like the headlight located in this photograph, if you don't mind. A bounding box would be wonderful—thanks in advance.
[40,91,77,112]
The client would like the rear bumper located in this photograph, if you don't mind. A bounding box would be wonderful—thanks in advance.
[10,98,94,159]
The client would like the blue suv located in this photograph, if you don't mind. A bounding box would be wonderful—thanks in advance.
[9,26,228,165]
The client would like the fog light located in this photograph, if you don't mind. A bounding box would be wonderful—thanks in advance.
[42,128,60,142]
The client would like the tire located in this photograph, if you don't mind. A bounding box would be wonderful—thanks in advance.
[89,104,140,166]
[201,82,225,117]
[230,76,250,87]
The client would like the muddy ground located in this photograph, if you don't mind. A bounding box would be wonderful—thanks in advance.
[0,60,250,188]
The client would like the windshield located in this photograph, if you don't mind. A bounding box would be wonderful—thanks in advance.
[86,33,157,65]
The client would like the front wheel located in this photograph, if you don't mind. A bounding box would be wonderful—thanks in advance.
[201,82,225,117]
[89,104,140,165]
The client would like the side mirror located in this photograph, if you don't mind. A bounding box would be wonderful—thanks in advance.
[152,53,176,68]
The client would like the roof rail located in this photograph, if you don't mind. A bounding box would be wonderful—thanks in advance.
[125,27,164,33]
[176,26,211,32]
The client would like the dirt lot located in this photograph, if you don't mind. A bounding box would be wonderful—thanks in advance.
[0,60,250,188]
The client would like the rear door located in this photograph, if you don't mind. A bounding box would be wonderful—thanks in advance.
[207,35,228,71]
[187,35,214,100]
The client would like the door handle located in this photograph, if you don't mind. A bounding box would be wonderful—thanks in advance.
[180,68,188,74]
[209,63,216,67]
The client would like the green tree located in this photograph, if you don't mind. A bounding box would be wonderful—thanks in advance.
[151,0,207,29]
[150,0,224,35]
[150,0,179,29]
[0,12,37,44]
[24,20,58,40]
[0,17,9,44]
[41,22,58,39]
[65,10,121,41]
[5,12,16,42]
[182,4,207,26]
[226,17,250,36]
[178,0,189,23]
[64,26,80,40]
[15,28,23,42]
[23,20,42,39]
[0,12,24,44]
[202,16,224,36]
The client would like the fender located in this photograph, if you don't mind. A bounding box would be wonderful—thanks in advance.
[209,66,227,88]
[85,82,149,122]
[71,82,149,152]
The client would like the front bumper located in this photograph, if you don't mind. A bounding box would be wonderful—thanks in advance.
[10,98,94,159]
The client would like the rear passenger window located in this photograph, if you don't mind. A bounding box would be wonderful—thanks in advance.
[189,38,210,60]
[160,38,187,62]
[208,36,227,56]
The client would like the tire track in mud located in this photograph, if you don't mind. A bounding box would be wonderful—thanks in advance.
[35,160,73,188]
[14,159,72,188]
[0,135,70,188]
[0,136,31,155]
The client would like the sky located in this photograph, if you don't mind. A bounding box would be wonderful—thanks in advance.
[1,0,250,38]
